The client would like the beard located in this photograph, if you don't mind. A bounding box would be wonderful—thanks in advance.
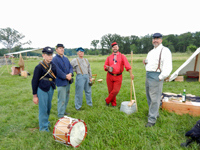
[153,43,159,48]
[113,49,118,53]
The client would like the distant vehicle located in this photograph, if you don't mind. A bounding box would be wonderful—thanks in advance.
[5,54,15,58]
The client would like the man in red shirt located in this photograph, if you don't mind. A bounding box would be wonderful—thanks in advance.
[104,42,134,107]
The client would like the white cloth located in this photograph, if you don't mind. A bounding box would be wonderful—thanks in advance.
[145,44,172,80]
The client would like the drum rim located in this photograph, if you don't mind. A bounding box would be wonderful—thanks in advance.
[67,120,87,148]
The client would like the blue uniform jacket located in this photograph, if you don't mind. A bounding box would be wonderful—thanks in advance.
[32,61,57,95]
[52,54,73,87]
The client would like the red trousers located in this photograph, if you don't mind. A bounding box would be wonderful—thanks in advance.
[105,73,122,106]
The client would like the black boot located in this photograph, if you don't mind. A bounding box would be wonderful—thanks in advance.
[180,138,194,147]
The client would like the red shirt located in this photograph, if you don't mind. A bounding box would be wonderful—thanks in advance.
[104,52,131,74]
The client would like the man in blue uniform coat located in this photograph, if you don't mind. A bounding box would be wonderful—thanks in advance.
[52,44,73,118]
[32,46,57,132]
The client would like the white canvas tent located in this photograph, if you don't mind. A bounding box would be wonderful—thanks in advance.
[4,48,42,74]
[5,48,42,56]
[169,47,200,82]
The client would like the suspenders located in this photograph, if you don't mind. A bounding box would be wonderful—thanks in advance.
[155,47,164,72]
[76,58,88,75]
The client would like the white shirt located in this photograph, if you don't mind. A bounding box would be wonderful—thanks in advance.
[145,44,172,80]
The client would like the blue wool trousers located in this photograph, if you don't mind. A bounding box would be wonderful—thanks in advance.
[57,84,70,117]
[37,87,54,132]
[145,72,163,124]
[75,74,92,110]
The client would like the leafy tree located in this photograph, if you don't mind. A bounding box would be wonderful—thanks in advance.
[177,32,192,52]
[100,33,122,54]
[186,44,197,52]
[92,32,200,54]
[100,40,106,55]
[91,40,99,55]
[121,36,132,54]
[193,32,200,48]
[91,40,99,50]
[0,27,31,53]
[139,34,152,53]
[130,44,137,54]
[130,35,140,53]
[168,45,175,53]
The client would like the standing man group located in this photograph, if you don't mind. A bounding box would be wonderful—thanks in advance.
[143,33,172,127]
[32,33,172,131]
[104,42,134,107]
[70,47,93,111]
[52,44,73,118]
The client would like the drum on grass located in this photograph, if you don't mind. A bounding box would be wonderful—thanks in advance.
[53,116,87,148]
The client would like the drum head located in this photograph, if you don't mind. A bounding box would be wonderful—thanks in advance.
[68,121,87,147]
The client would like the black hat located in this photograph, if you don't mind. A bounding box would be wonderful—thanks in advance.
[152,33,162,38]
[76,47,85,52]
[56,44,65,48]
[42,47,54,54]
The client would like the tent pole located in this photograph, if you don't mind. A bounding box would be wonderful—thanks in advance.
[12,55,14,67]
[194,55,198,71]
[26,52,28,72]
[4,54,9,73]
[199,54,200,82]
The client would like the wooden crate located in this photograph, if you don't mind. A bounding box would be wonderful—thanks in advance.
[175,76,184,82]
[162,100,200,116]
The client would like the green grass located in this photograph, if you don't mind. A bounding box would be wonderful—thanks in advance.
[0,54,199,150]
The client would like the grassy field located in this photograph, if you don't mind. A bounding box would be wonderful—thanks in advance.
[0,53,200,150]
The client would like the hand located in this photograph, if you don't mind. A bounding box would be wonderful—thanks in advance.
[90,78,93,82]
[105,65,109,71]
[131,74,134,80]
[108,67,112,72]
[66,73,72,81]
[33,96,39,105]
[143,59,146,65]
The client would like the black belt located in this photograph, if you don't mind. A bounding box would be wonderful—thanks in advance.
[108,72,122,76]
[42,77,53,81]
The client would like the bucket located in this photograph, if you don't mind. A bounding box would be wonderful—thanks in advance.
[120,101,136,115]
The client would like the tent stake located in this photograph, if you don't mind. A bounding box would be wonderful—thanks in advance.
[4,54,9,73]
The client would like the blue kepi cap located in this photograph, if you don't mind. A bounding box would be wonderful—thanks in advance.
[56,44,64,48]
[152,33,162,38]
[42,47,53,54]
[76,47,85,52]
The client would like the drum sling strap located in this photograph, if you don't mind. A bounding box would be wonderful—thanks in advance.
[39,60,56,80]
[155,47,164,72]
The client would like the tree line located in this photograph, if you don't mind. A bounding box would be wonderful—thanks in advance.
[90,32,200,55]
[1,27,200,56]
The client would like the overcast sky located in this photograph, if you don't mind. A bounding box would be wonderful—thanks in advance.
[0,0,199,49]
